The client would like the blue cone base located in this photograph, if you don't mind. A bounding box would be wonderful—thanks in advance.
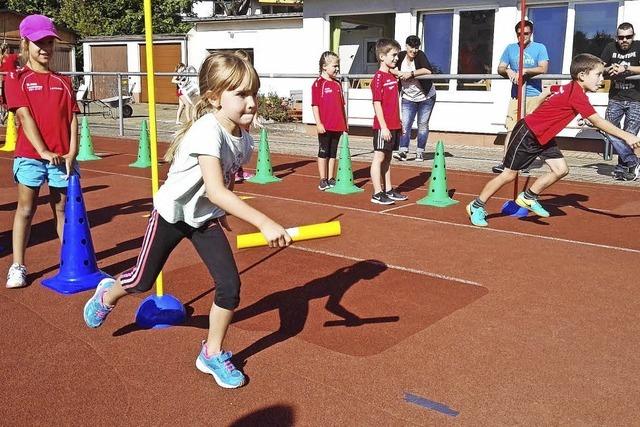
[135,294,186,329]
[42,269,110,295]
[501,200,529,217]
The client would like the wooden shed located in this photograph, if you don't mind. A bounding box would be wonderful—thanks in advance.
[0,9,77,72]
[80,34,187,104]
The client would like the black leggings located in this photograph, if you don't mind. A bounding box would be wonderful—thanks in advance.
[318,131,341,158]
[119,210,241,310]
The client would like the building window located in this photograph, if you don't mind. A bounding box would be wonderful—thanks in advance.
[528,6,567,74]
[259,2,302,14]
[422,9,494,91]
[457,10,495,91]
[423,13,453,76]
[572,2,618,58]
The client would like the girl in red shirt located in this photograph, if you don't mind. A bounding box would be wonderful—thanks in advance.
[311,51,347,190]
[0,43,21,106]
[4,15,79,288]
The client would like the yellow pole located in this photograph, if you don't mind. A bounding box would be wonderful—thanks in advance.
[143,0,164,296]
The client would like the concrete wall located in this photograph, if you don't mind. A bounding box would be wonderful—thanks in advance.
[187,17,308,98]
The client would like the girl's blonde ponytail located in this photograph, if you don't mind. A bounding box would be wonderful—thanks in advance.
[164,98,214,163]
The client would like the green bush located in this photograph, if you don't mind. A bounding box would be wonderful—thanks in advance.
[258,92,291,122]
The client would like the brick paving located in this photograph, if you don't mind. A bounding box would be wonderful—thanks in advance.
[84,102,638,187]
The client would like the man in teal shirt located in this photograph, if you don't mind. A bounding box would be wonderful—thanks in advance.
[493,20,549,173]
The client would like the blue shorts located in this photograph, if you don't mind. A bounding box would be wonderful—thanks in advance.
[13,157,80,188]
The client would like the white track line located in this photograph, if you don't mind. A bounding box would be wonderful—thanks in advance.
[290,245,482,286]
[254,168,624,210]
[8,161,632,254]
[380,204,415,213]
[237,191,640,255]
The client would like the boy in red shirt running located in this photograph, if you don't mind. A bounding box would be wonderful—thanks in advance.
[370,38,407,205]
[467,53,640,227]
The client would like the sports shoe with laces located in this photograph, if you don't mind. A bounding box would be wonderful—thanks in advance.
[83,277,115,328]
[6,263,27,288]
[328,178,336,187]
[492,163,505,174]
[415,152,424,162]
[371,191,394,205]
[466,202,488,227]
[515,192,550,217]
[393,151,408,161]
[614,170,636,181]
[318,179,330,191]
[386,188,408,201]
[632,163,640,181]
[196,342,245,389]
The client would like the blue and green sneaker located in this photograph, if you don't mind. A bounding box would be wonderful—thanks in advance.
[466,202,488,227]
[515,192,550,217]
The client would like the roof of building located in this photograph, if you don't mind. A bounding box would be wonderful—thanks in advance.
[183,12,303,23]
[79,33,188,43]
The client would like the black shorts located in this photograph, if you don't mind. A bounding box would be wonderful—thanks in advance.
[373,129,401,152]
[503,119,563,171]
[318,131,341,159]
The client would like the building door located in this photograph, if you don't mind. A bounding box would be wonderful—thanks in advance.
[139,43,181,104]
[91,45,128,100]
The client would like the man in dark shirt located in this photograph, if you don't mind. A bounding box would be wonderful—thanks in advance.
[600,22,640,181]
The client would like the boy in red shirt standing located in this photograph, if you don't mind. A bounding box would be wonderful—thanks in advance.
[370,38,407,205]
[5,15,79,287]
[467,53,640,227]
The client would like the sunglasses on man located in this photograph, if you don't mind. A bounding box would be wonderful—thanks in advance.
[617,34,634,40]
[516,32,531,36]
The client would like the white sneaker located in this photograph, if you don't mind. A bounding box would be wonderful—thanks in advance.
[6,263,27,288]
[415,152,424,162]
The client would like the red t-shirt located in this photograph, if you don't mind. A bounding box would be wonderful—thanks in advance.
[524,81,596,145]
[5,67,80,159]
[0,53,20,73]
[371,70,401,130]
[311,76,347,132]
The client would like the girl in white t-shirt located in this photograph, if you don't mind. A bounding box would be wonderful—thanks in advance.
[83,51,292,389]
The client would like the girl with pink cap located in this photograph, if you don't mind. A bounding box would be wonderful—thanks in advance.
[4,14,80,288]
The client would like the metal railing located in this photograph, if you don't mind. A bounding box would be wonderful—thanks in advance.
[4,70,639,136]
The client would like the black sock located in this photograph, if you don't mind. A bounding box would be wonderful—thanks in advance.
[524,188,538,200]
[472,198,486,209]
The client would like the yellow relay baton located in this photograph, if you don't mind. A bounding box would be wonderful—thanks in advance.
[237,221,341,249]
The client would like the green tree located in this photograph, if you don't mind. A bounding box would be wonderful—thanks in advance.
[6,0,193,38]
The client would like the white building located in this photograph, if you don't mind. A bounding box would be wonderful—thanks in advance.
[185,0,640,144]
[80,1,640,146]
[185,12,305,98]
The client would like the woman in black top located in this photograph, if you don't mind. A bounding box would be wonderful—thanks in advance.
[392,35,437,162]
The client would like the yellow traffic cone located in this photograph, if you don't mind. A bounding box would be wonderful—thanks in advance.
[0,111,17,152]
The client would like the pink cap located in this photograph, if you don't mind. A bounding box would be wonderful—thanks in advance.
[19,15,60,42]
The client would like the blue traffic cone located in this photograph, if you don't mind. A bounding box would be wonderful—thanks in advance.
[135,294,186,329]
[42,174,110,294]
